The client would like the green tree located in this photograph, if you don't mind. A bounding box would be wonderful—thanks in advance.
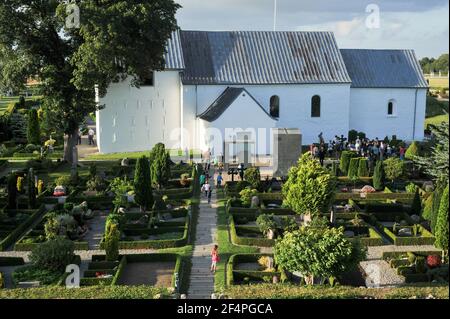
[29,237,75,272]
[7,173,17,211]
[134,156,153,213]
[274,227,366,285]
[104,222,120,262]
[431,182,446,232]
[411,188,422,216]
[372,161,385,191]
[283,153,336,216]
[357,158,369,177]
[26,109,40,145]
[150,143,171,189]
[28,168,37,209]
[244,167,261,190]
[434,185,449,250]
[405,141,419,160]
[422,193,434,221]
[0,1,180,164]
[383,158,405,183]
[415,122,449,184]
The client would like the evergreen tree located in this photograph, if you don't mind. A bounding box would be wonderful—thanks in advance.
[434,185,449,250]
[373,161,385,191]
[26,109,40,145]
[7,173,17,211]
[339,151,358,175]
[348,158,360,179]
[28,168,37,209]
[410,188,422,216]
[104,222,120,262]
[150,143,171,189]
[405,141,419,160]
[357,158,369,177]
[134,156,153,213]
[431,181,445,232]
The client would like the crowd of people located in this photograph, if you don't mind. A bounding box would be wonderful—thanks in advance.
[311,133,408,166]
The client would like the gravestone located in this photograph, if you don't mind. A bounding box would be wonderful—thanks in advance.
[273,128,302,177]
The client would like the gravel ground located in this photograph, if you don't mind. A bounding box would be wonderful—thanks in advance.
[367,245,440,260]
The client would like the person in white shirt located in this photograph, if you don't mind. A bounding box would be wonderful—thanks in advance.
[88,128,95,146]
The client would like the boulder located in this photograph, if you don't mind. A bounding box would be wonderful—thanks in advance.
[398,228,413,237]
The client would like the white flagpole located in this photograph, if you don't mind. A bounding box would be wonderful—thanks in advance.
[273,0,277,31]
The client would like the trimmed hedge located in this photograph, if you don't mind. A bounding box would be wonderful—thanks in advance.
[383,225,435,246]
[339,151,358,175]
[229,216,274,247]
[0,205,46,251]
[0,256,25,266]
[14,240,89,252]
[347,158,360,179]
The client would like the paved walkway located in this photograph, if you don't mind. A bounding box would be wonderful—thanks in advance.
[188,187,218,299]
[84,211,108,250]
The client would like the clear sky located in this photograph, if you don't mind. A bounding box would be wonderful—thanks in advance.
[175,0,449,59]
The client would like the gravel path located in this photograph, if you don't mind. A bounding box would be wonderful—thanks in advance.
[360,260,405,287]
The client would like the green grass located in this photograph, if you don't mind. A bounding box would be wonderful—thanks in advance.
[214,190,259,293]
[425,114,449,129]
[85,149,202,161]
[426,96,448,118]
[426,77,449,90]
[0,95,43,114]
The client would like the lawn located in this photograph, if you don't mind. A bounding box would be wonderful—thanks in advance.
[426,77,449,89]
[85,149,202,161]
[0,95,42,115]
[425,114,449,128]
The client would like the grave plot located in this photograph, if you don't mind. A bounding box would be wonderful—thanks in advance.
[382,251,448,284]
[227,254,281,286]
[0,205,46,251]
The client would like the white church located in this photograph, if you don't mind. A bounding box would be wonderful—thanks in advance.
[96,30,428,157]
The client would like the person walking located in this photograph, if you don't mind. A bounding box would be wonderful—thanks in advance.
[207,188,212,204]
[216,173,223,188]
[399,145,406,160]
[318,146,326,167]
[210,245,219,273]
[88,128,95,146]
[199,173,206,186]
[77,128,82,145]
[201,180,211,198]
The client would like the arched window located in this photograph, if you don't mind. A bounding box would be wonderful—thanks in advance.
[311,95,321,118]
[388,100,395,116]
[270,95,280,118]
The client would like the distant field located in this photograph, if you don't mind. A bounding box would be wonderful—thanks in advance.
[425,114,449,129]
[426,77,449,89]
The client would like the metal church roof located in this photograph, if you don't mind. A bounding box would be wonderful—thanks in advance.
[340,49,428,88]
[164,30,185,70]
[178,31,352,85]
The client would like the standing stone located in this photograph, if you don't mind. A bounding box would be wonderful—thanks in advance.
[273,128,302,177]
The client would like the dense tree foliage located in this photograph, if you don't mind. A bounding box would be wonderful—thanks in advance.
[274,227,366,285]
[434,185,449,251]
[150,143,171,189]
[420,54,449,74]
[383,158,405,183]
[244,167,261,190]
[0,1,180,163]
[26,109,40,146]
[283,153,336,216]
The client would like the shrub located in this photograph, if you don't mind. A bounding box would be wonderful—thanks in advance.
[274,227,366,284]
[357,158,369,177]
[405,141,419,160]
[422,193,434,221]
[244,167,262,190]
[7,173,17,210]
[411,188,422,216]
[435,185,449,250]
[283,153,336,216]
[331,161,339,177]
[86,175,107,192]
[55,175,71,187]
[26,170,37,209]
[347,158,360,179]
[44,217,60,241]
[431,183,445,232]
[405,183,418,193]
[339,151,358,175]
[239,187,258,207]
[150,143,171,189]
[37,180,44,195]
[29,237,75,272]
[256,214,277,237]
[104,222,120,262]
[27,109,41,146]
[384,158,405,183]
[372,161,385,191]
[348,130,358,142]
[17,176,24,192]
[427,255,442,268]
[134,156,154,212]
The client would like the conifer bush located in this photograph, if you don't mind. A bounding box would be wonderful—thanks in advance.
[372,161,385,191]
[348,158,360,179]
[339,151,358,175]
[134,156,153,212]
[357,158,369,177]
[434,185,448,250]
[27,109,41,146]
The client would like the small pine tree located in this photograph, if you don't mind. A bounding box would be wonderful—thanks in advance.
[434,185,449,250]
[7,173,17,211]
[357,158,369,177]
[104,222,120,262]
[373,161,385,191]
[134,156,153,212]
[348,158,360,179]
[331,161,339,177]
[28,168,37,209]
[431,183,445,232]
[150,143,171,189]
[422,193,433,221]
[26,109,41,145]
[410,188,422,216]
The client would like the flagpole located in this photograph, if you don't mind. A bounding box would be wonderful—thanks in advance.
[273,0,277,31]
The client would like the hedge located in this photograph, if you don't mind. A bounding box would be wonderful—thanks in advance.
[347,157,360,179]
[229,216,274,247]
[382,250,442,260]
[227,254,281,286]
[14,240,89,251]
[347,227,384,247]
[339,151,358,175]
[0,205,46,251]
[0,256,25,266]
[383,225,436,246]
